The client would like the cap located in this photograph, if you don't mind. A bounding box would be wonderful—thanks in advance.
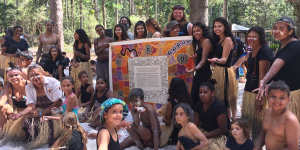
[275,16,296,29]
[165,20,180,32]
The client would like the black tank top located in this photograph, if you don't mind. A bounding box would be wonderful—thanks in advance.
[97,127,121,150]
[94,89,109,104]
[74,43,88,62]
[213,42,233,67]
[80,84,92,103]
[179,22,189,36]
[195,46,212,77]
[11,88,27,109]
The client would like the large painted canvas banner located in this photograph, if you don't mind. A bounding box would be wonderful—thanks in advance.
[109,36,194,104]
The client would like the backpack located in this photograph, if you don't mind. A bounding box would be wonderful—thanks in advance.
[231,37,246,66]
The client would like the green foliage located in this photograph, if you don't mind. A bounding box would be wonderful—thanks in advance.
[0,3,17,32]
[0,0,296,49]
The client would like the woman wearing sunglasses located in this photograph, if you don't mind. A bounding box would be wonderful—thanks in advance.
[169,5,193,36]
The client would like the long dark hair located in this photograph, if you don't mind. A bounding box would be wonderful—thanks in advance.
[73,29,91,49]
[48,46,63,61]
[212,17,234,44]
[134,21,147,39]
[113,24,129,41]
[192,22,211,52]
[168,77,192,105]
[119,16,132,29]
[247,26,267,46]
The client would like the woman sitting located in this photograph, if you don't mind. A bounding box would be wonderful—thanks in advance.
[40,46,67,80]
[194,80,230,150]
[0,64,27,140]
[10,64,64,148]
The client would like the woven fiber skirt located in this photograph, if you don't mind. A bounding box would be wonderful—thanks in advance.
[241,91,267,139]
[211,66,238,115]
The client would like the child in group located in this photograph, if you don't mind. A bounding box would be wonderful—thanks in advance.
[175,103,208,150]
[43,77,79,120]
[76,71,94,108]
[61,77,80,117]
[88,77,112,128]
[254,80,300,150]
[120,88,161,150]
[51,112,87,150]
[97,98,128,150]
[225,119,253,150]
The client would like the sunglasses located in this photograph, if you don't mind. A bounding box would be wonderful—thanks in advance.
[173,5,185,10]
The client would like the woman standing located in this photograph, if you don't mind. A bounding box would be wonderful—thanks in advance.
[187,22,212,106]
[71,29,92,89]
[94,25,113,83]
[113,24,129,42]
[1,26,29,80]
[208,17,237,119]
[134,21,147,39]
[257,16,300,120]
[169,5,193,36]
[235,26,273,139]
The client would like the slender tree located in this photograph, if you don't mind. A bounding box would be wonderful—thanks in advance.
[94,0,100,22]
[223,0,228,19]
[102,0,106,28]
[49,0,64,51]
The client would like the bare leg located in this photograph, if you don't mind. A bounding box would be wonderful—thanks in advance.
[123,127,144,149]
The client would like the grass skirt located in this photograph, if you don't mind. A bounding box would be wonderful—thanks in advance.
[201,128,227,150]
[211,66,238,114]
[1,117,26,141]
[26,117,63,148]
[70,62,92,90]
[288,89,300,121]
[241,91,266,139]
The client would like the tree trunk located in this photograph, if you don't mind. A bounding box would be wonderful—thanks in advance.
[16,0,19,7]
[223,0,228,19]
[49,0,64,51]
[102,0,106,28]
[94,0,100,22]
[79,0,83,28]
[190,0,208,25]
[294,2,300,37]
[129,0,132,15]
[71,0,74,30]
[115,0,119,23]
[155,0,158,21]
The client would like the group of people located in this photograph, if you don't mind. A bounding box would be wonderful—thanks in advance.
[0,4,299,150]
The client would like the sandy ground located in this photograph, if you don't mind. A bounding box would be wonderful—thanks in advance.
[0,83,246,150]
